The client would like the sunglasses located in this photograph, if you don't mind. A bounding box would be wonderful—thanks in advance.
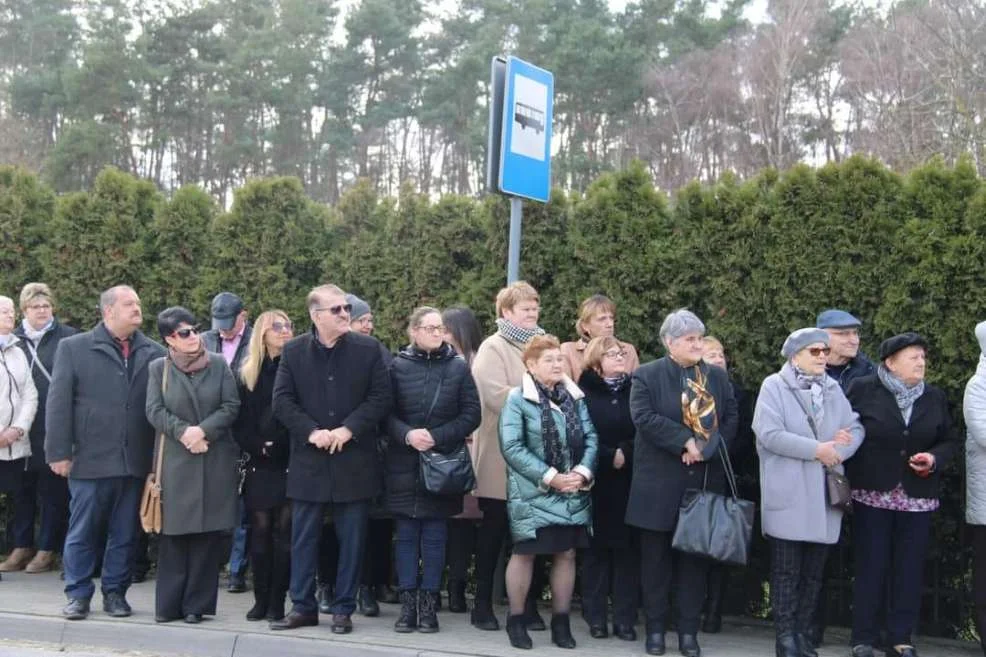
[173,326,200,339]
[271,321,293,333]
[315,304,352,316]
[807,347,832,357]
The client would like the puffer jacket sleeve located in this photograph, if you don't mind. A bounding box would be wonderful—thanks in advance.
[499,390,555,492]
[430,363,481,453]
[965,374,986,449]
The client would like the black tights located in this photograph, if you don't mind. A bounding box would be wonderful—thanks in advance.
[250,504,292,613]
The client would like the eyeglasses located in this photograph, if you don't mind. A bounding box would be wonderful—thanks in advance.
[807,347,832,357]
[173,326,200,339]
[27,303,52,311]
[417,325,446,335]
[271,321,293,333]
[315,304,352,316]
[603,349,628,359]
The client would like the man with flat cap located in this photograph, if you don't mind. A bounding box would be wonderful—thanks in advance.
[817,309,876,393]
[202,291,253,593]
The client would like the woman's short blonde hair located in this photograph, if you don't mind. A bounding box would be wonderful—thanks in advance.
[19,282,53,311]
[583,336,623,374]
[495,281,539,318]
[522,334,560,364]
[575,294,616,339]
[702,336,724,353]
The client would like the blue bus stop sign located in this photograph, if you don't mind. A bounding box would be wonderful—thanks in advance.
[498,56,553,203]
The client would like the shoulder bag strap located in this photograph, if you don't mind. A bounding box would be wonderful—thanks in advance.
[153,361,171,484]
[422,362,451,428]
[24,340,53,383]
[785,384,836,475]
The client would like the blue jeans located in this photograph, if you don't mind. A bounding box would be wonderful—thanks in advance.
[12,469,70,551]
[289,499,368,615]
[227,497,249,576]
[63,477,142,600]
[395,517,447,592]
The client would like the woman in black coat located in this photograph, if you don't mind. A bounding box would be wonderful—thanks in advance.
[845,333,960,657]
[578,336,637,641]
[625,310,737,657]
[386,306,481,634]
[234,310,294,622]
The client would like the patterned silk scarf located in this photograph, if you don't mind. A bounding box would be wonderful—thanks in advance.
[680,365,718,444]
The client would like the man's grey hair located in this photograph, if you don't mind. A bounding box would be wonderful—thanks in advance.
[660,308,706,346]
[99,285,136,312]
[307,284,346,311]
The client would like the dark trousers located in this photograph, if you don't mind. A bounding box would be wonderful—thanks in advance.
[395,517,447,592]
[581,539,639,627]
[851,504,932,647]
[769,537,829,635]
[640,529,709,635]
[250,503,292,611]
[365,517,393,587]
[63,477,142,600]
[446,518,477,585]
[290,499,368,615]
[156,531,225,618]
[970,524,986,655]
[11,469,70,551]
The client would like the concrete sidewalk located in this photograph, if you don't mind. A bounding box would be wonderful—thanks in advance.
[0,571,978,657]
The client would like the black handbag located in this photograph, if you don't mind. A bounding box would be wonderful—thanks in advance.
[417,363,477,496]
[671,442,755,566]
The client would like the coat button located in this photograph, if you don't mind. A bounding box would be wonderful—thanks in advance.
[902,430,909,437]
[900,449,907,456]
[329,411,335,417]
[611,399,618,405]
[328,375,334,382]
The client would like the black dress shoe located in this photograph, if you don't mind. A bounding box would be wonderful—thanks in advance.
[227,573,247,593]
[646,631,666,655]
[702,613,722,634]
[184,613,202,624]
[447,581,467,613]
[270,610,319,631]
[850,645,875,657]
[678,633,701,657]
[102,591,132,617]
[357,585,380,617]
[317,584,333,614]
[331,613,353,634]
[63,598,90,620]
[589,623,609,638]
[613,624,637,641]
[246,601,268,621]
[376,583,399,604]
[776,632,800,657]
[795,632,818,657]
[470,605,500,631]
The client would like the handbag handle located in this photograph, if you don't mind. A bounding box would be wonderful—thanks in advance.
[152,360,171,486]
[701,439,741,500]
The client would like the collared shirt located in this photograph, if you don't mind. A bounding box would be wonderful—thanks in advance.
[221,323,246,366]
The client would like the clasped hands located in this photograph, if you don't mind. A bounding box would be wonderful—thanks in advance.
[308,426,353,454]
[180,426,209,454]
[0,426,23,449]
[405,428,435,452]
[814,428,854,467]
[549,471,587,493]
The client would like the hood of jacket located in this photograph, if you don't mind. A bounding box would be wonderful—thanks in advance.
[976,321,986,376]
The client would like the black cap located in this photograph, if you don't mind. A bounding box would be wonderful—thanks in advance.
[878,332,928,361]
[210,292,243,331]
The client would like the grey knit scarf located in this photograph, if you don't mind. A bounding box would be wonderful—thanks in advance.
[878,365,924,424]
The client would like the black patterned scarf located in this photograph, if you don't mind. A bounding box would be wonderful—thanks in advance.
[496,317,545,345]
[532,376,584,470]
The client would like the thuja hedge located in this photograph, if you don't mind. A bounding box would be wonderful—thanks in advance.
[2,156,985,637]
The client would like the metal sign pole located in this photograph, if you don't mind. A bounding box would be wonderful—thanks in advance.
[507,196,523,283]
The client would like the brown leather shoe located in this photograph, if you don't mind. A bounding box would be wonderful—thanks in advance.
[25,550,56,574]
[269,610,319,631]
[331,613,353,634]
[0,547,36,572]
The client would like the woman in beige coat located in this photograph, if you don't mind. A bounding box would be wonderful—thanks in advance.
[470,281,544,631]
[560,295,640,382]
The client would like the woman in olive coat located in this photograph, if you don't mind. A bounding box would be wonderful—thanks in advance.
[146,306,240,624]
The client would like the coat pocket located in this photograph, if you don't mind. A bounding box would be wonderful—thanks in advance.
[761,457,800,511]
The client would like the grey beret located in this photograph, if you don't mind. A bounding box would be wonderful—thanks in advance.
[781,328,830,359]
[346,294,371,321]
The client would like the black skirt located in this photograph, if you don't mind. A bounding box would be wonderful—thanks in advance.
[513,524,590,555]
[242,466,287,512]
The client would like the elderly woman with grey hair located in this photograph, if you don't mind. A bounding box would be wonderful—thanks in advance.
[753,328,863,657]
[625,309,737,657]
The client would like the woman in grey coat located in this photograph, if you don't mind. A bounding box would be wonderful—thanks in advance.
[753,328,863,657]
[146,307,240,624]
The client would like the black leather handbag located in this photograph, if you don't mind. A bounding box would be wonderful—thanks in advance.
[417,363,477,496]
[671,442,755,566]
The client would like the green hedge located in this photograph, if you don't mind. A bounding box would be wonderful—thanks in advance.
[1,156,984,638]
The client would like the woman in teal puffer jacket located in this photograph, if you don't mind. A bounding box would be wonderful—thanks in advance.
[498,334,599,651]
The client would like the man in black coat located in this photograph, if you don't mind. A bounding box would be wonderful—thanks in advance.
[201,291,253,593]
[45,285,166,621]
[271,284,392,634]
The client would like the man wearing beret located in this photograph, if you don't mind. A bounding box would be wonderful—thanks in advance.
[817,309,876,393]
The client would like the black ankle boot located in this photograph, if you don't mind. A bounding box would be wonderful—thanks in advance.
[507,613,533,649]
[394,589,417,633]
[447,580,467,613]
[357,585,380,617]
[775,632,799,657]
[550,613,576,649]
[246,598,268,621]
[418,590,439,633]
[471,602,499,630]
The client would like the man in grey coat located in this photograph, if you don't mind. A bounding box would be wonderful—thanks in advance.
[45,286,166,621]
